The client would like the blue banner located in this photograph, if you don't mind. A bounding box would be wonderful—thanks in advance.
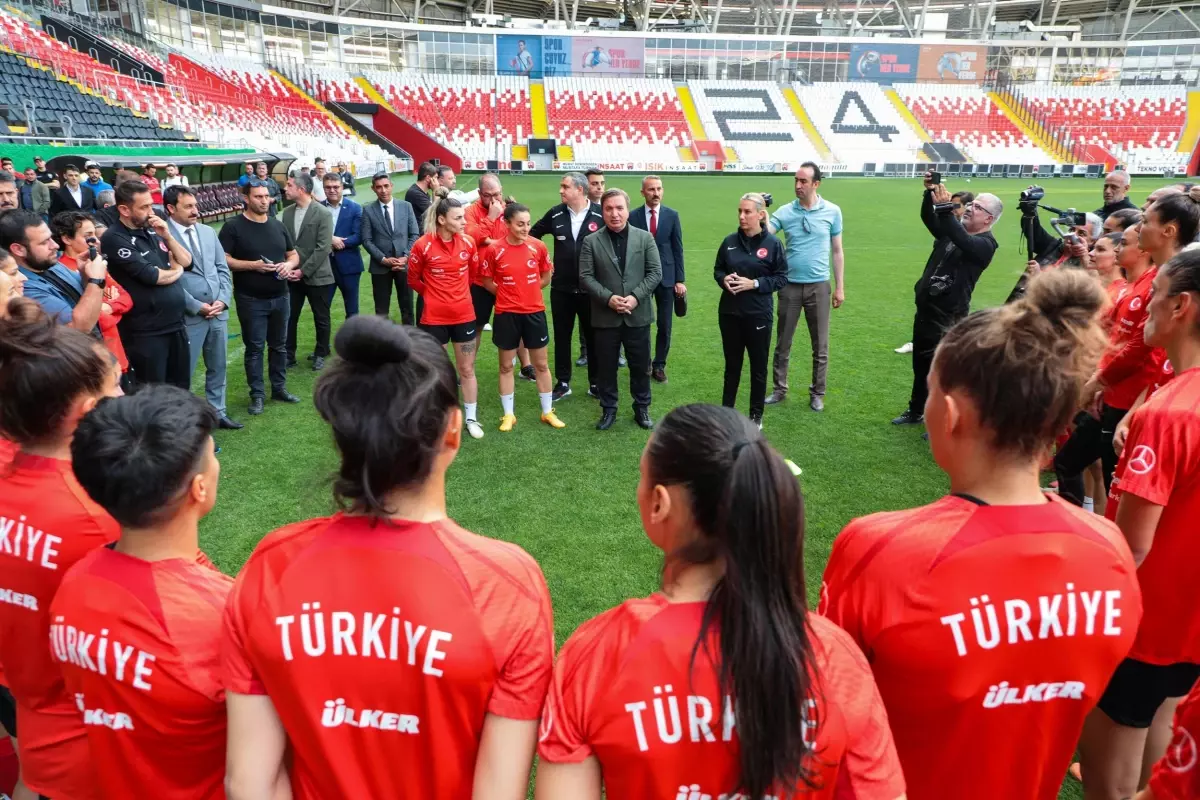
[497,35,542,77]
[849,43,919,83]
[541,36,571,77]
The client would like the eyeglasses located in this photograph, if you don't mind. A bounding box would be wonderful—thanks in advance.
[799,216,812,235]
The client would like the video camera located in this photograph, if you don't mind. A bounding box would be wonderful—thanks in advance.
[760,193,774,208]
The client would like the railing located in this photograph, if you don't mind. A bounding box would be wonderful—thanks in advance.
[0,132,248,149]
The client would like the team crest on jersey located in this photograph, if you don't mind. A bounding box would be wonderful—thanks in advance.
[1127,445,1157,475]
[756,248,769,258]
[527,259,537,268]
[459,251,469,260]
[158,240,168,252]
[1166,722,1197,773]
[588,222,598,232]
[1130,296,1143,312]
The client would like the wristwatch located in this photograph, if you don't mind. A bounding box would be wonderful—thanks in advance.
[87,277,106,289]
[753,279,760,289]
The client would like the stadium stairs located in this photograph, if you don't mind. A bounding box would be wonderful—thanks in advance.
[368,102,462,172]
[885,88,932,144]
[530,81,550,139]
[989,88,1070,161]
[324,101,412,163]
[923,142,967,163]
[780,86,832,161]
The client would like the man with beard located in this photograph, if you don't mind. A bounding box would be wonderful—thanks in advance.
[1,208,107,332]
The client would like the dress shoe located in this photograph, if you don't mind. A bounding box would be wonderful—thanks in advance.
[891,409,924,425]
[286,356,298,369]
[575,354,588,367]
[634,409,654,430]
[596,410,617,430]
[810,395,824,412]
[272,390,301,404]
[248,397,264,416]
[218,415,244,430]
[764,390,785,405]
[587,384,599,399]
[312,356,325,371]
[651,367,667,383]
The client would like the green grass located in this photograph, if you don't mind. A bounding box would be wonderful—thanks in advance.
[202,173,1157,798]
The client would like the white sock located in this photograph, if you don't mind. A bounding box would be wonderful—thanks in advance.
[539,391,553,414]
[464,402,477,422]
[501,394,514,415]
[1083,496,1095,513]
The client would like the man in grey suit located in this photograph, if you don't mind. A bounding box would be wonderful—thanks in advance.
[361,171,421,324]
[165,185,241,429]
[282,173,335,370]
[579,188,662,431]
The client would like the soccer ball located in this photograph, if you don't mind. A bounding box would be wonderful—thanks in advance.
[966,178,972,183]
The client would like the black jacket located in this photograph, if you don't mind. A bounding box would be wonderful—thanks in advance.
[530,202,604,293]
[1095,196,1137,219]
[714,229,788,318]
[917,189,998,321]
[405,183,432,232]
[49,184,96,215]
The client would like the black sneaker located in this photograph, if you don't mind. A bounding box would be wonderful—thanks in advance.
[587,384,599,399]
[750,413,763,430]
[552,382,572,402]
[891,409,924,425]
[312,356,325,371]
[575,354,588,367]
[519,365,536,382]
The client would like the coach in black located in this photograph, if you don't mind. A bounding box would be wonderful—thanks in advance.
[715,192,788,428]
[405,162,436,233]
[531,171,604,402]
[100,180,193,388]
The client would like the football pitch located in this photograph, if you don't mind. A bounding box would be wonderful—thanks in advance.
[201,172,1160,798]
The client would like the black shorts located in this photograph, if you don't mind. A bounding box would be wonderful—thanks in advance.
[493,311,549,352]
[0,685,16,737]
[1097,658,1200,728]
[471,284,495,329]
[419,321,477,345]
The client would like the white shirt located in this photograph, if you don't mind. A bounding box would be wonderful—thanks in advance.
[68,184,82,207]
[447,188,480,205]
[162,176,189,189]
[328,201,342,230]
[312,180,326,203]
[568,203,590,239]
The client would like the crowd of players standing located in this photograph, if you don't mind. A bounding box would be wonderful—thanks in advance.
[0,157,1198,800]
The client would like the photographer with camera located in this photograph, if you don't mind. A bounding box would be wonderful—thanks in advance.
[892,171,1000,426]
[1009,186,1102,303]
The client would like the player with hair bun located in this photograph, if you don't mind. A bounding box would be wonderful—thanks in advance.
[1081,246,1200,800]
[822,269,1142,800]
[479,202,564,431]
[536,402,905,800]
[222,315,555,800]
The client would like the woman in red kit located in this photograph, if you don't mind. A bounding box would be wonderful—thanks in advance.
[1091,232,1126,305]
[479,203,564,431]
[1134,678,1200,800]
[1080,247,1200,800]
[1054,193,1194,507]
[0,301,123,800]
[821,270,1142,800]
[535,403,906,800]
[222,315,555,800]
[409,196,486,440]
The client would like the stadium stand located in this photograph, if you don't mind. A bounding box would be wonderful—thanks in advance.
[304,67,370,104]
[365,72,530,162]
[895,83,1054,164]
[100,36,170,75]
[544,77,690,164]
[794,82,924,167]
[1018,84,1188,172]
[687,80,819,165]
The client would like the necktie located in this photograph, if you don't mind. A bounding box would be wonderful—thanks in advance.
[382,202,393,234]
[186,227,200,263]
[650,208,658,237]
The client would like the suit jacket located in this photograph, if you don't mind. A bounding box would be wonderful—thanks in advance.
[629,204,684,287]
[324,198,364,276]
[169,219,232,324]
[49,184,96,215]
[20,180,50,214]
[361,198,420,275]
[282,202,334,286]
[580,225,662,329]
[530,201,604,293]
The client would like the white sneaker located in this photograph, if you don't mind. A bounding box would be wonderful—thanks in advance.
[466,419,485,440]
[895,342,913,354]
[483,323,493,332]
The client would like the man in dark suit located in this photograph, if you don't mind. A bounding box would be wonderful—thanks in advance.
[361,171,421,323]
[579,188,662,431]
[49,165,96,215]
[530,171,605,402]
[629,175,685,383]
[405,162,437,233]
[322,172,364,317]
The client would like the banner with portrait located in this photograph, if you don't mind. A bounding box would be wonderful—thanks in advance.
[848,43,919,83]
[917,45,984,83]
[497,35,542,78]
[571,36,646,75]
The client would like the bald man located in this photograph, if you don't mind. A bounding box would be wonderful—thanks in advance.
[1096,170,1136,219]
[893,172,1001,427]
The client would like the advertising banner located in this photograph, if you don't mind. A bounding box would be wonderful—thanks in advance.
[497,35,542,78]
[551,161,707,173]
[541,36,571,76]
[848,43,919,83]
[572,36,646,75]
[917,44,984,83]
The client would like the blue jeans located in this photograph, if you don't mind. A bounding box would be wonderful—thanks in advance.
[333,269,360,317]
[234,290,289,400]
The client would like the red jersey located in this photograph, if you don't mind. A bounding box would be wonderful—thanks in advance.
[479,238,551,315]
[49,547,232,799]
[1100,267,1169,410]
[60,257,132,371]
[539,595,905,800]
[465,203,508,287]
[1105,367,1200,666]
[820,494,1141,800]
[221,514,555,799]
[1146,678,1200,800]
[0,452,120,798]
[142,175,162,205]
[0,439,16,472]
[1103,277,1126,318]
[406,232,477,326]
